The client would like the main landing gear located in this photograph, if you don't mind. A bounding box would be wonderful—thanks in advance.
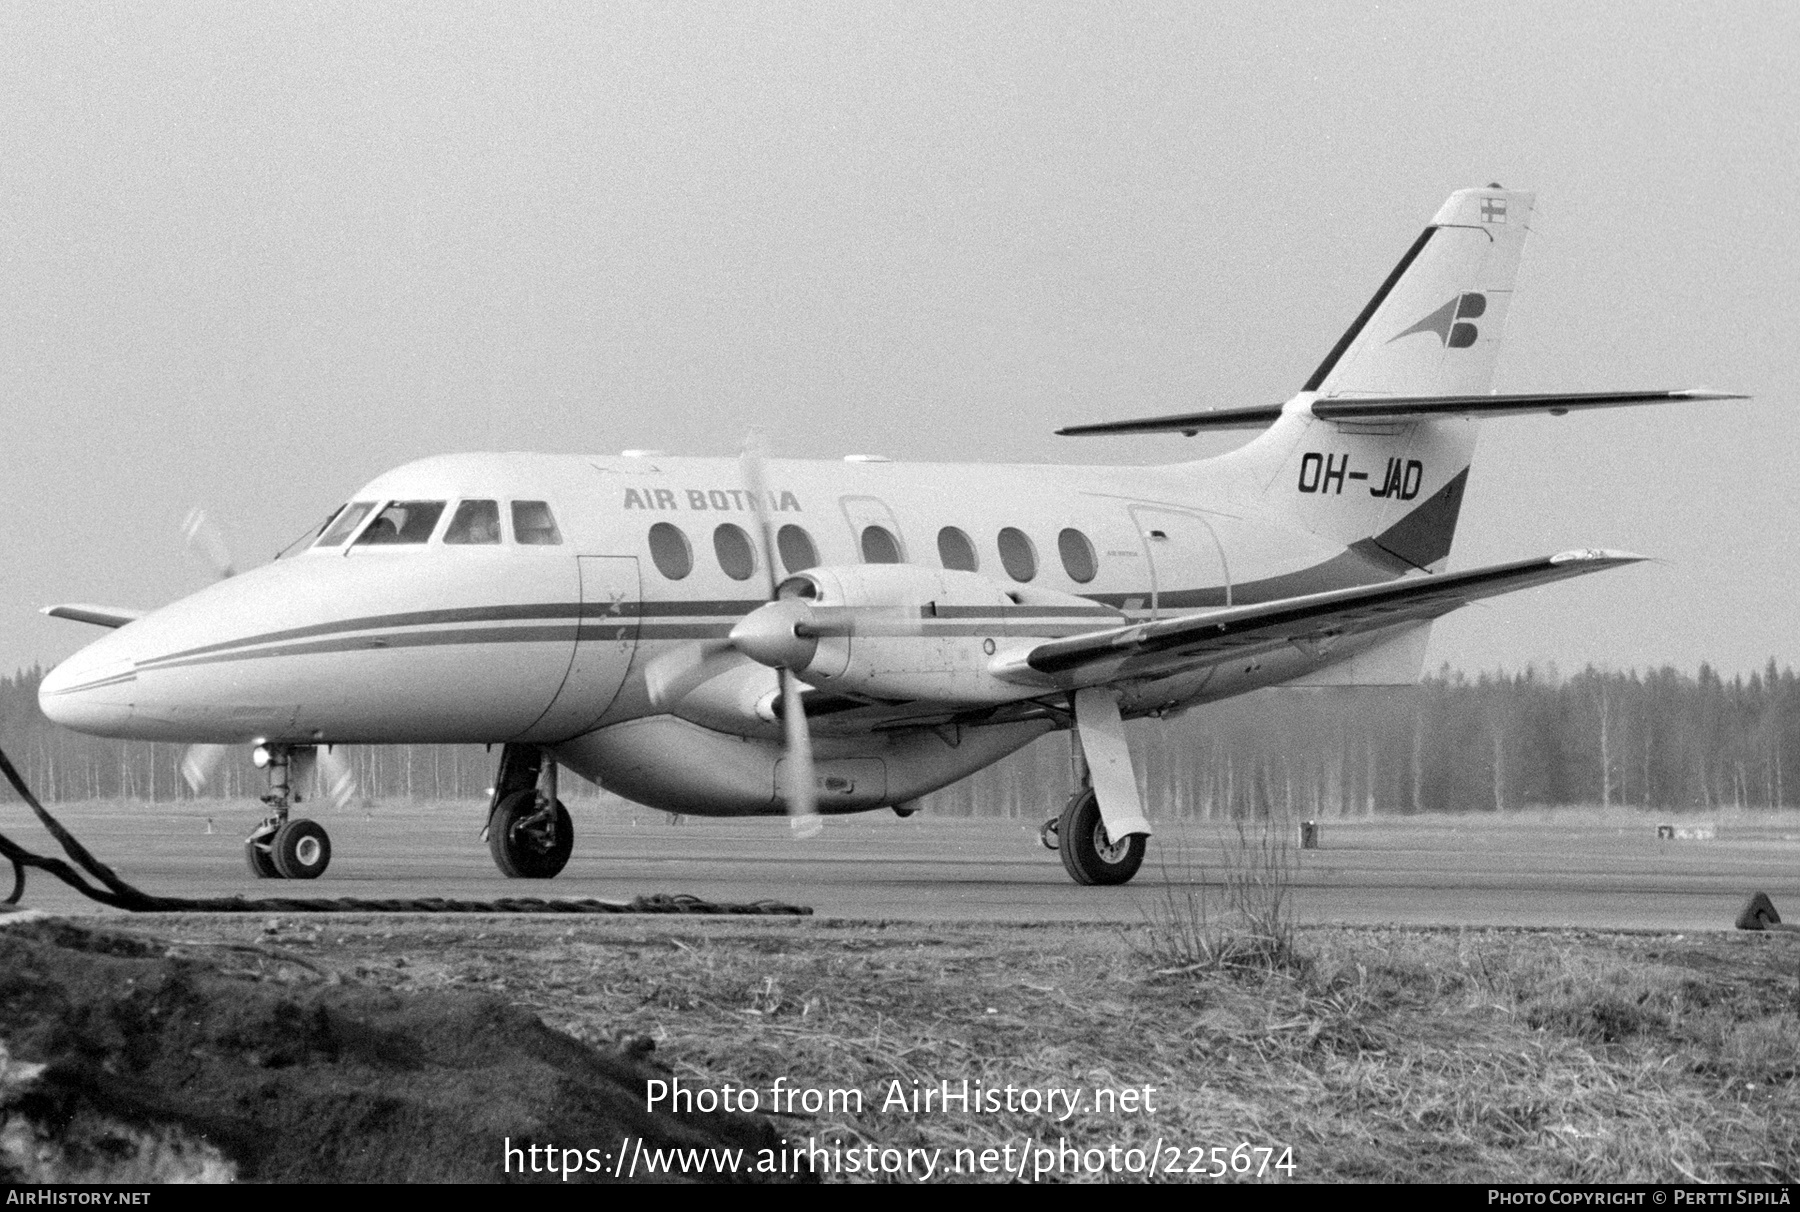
[244,745,333,880]
[1041,699,1151,886]
[1044,785,1146,886]
[484,744,574,879]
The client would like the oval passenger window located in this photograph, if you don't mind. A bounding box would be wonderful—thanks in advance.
[648,522,693,580]
[860,525,902,564]
[937,526,978,572]
[997,527,1037,582]
[713,523,757,581]
[777,524,818,574]
[1058,528,1098,583]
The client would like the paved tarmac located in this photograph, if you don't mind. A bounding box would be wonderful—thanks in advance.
[8,800,1799,932]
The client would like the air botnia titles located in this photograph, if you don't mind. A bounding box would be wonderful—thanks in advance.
[622,486,803,512]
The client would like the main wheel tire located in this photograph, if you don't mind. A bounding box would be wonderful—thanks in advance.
[1057,787,1146,886]
[271,818,331,880]
[245,836,280,879]
[488,791,573,879]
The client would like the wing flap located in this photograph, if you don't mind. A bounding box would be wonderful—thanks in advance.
[994,549,1643,686]
[41,604,146,629]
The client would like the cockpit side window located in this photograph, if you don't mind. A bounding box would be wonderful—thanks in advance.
[355,500,446,545]
[512,500,563,546]
[443,499,502,545]
[315,502,376,547]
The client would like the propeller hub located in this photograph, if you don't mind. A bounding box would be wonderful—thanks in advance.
[729,600,819,671]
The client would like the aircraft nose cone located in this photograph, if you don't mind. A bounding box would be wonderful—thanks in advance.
[728,600,819,670]
[38,645,139,736]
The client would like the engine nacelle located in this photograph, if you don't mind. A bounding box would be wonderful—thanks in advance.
[729,564,1122,705]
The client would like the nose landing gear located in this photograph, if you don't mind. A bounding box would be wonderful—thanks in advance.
[484,744,574,879]
[243,745,333,880]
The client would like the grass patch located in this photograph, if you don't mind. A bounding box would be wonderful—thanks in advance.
[79,912,1800,1183]
[1138,819,1306,978]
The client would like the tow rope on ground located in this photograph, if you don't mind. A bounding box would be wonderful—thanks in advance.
[0,743,810,916]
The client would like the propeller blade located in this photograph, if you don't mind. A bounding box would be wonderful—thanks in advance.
[741,435,822,838]
[179,743,228,793]
[797,604,925,639]
[779,670,821,838]
[289,744,357,810]
[182,508,237,580]
[644,640,742,709]
[739,433,782,600]
[315,745,357,812]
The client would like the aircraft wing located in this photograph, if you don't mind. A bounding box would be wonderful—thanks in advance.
[991,549,1643,688]
[41,604,146,629]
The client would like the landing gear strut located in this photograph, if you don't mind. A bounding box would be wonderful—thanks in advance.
[244,745,333,880]
[484,744,574,879]
[1049,695,1151,886]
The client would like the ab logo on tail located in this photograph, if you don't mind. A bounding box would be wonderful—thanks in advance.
[1389,293,1486,349]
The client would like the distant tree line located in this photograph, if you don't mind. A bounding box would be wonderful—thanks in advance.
[3,662,1795,817]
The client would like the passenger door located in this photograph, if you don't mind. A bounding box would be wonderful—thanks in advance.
[514,556,641,741]
[1127,506,1230,619]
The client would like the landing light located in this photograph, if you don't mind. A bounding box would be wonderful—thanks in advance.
[252,746,272,769]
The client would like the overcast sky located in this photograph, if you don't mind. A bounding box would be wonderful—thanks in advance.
[4,1,1794,682]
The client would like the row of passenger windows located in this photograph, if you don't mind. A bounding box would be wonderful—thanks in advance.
[314,499,563,548]
[646,521,1099,585]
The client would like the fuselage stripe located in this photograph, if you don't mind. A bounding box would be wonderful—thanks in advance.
[122,548,1390,678]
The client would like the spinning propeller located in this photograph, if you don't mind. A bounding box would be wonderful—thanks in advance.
[642,439,825,837]
[181,508,237,580]
[178,739,357,811]
[741,436,822,839]
[175,506,359,810]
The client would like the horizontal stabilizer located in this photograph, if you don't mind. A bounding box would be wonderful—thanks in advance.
[41,604,145,629]
[1311,389,1747,424]
[1058,389,1744,437]
[1057,404,1284,436]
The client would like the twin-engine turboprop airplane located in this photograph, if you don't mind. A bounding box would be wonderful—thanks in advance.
[37,187,1742,886]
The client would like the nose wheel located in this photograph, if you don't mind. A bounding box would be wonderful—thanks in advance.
[245,817,333,880]
[241,744,333,880]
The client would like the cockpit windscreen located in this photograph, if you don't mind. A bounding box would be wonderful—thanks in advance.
[354,501,446,545]
[443,500,502,545]
[314,502,375,547]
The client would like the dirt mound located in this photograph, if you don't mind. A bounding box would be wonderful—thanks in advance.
[0,918,808,1183]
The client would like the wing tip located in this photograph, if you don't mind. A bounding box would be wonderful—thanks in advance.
[1548,548,1648,567]
[41,603,146,628]
[1674,388,1751,402]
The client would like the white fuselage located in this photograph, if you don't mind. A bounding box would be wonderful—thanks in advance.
[37,444,1425,815]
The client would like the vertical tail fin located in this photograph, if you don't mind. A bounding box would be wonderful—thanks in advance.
[1213,187,1535,567]
[1304,187,1535,398]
